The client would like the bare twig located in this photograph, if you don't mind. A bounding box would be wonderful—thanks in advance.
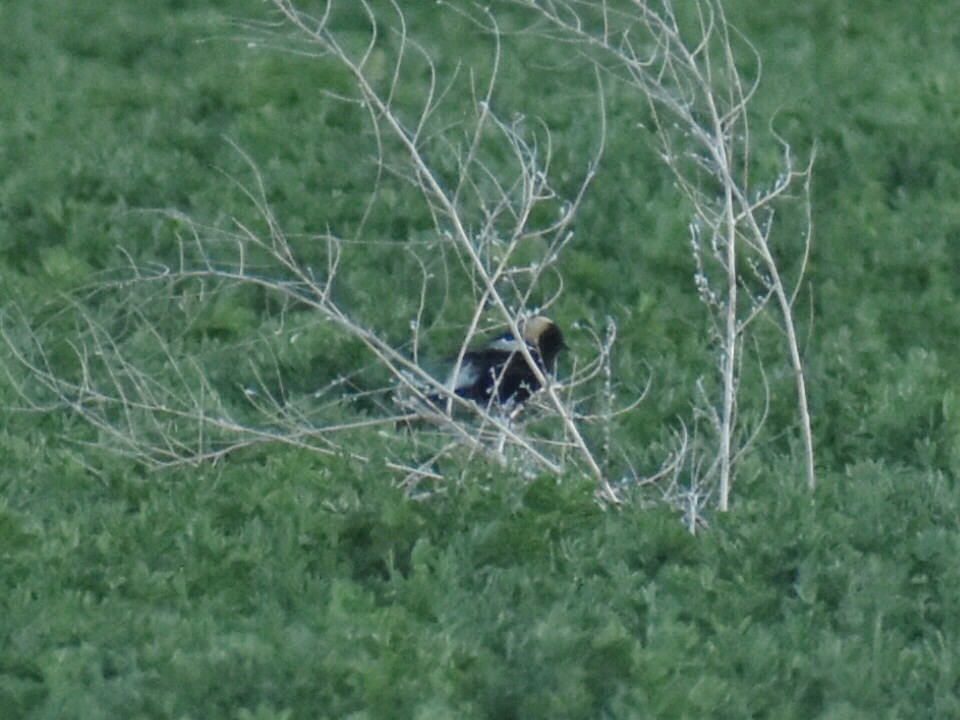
[512,0,816,507]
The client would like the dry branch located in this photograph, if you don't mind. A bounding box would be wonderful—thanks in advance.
[508,0,816,510]
[1,0,662,503]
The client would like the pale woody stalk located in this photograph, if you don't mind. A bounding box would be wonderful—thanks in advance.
[511,0,816,509]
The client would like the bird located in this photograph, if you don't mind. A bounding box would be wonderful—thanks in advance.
[438,316,566,408]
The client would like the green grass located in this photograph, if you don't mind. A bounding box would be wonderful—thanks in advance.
[4,0,960,717]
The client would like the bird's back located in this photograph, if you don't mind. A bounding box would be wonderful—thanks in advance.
[453,345,544,405]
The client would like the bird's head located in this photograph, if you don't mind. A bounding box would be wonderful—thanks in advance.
[522,316,566,371]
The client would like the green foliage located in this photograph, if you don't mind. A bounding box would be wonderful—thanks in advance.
[3,0,960,716]
[6,438,960,718]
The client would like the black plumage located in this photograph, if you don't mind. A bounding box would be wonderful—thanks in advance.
[443,316,566,407]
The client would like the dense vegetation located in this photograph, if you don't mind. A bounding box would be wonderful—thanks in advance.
[3,0,960,717]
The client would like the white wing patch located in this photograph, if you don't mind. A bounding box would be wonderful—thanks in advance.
[449,362,479,392]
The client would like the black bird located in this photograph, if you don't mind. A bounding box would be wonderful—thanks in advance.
[441,316,566,407]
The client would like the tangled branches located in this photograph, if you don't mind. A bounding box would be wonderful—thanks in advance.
[1,0,814,524]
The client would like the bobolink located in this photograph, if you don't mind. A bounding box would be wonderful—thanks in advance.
[441,316,566,407]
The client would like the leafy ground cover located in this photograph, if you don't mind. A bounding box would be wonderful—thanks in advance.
[3,0,960,716]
